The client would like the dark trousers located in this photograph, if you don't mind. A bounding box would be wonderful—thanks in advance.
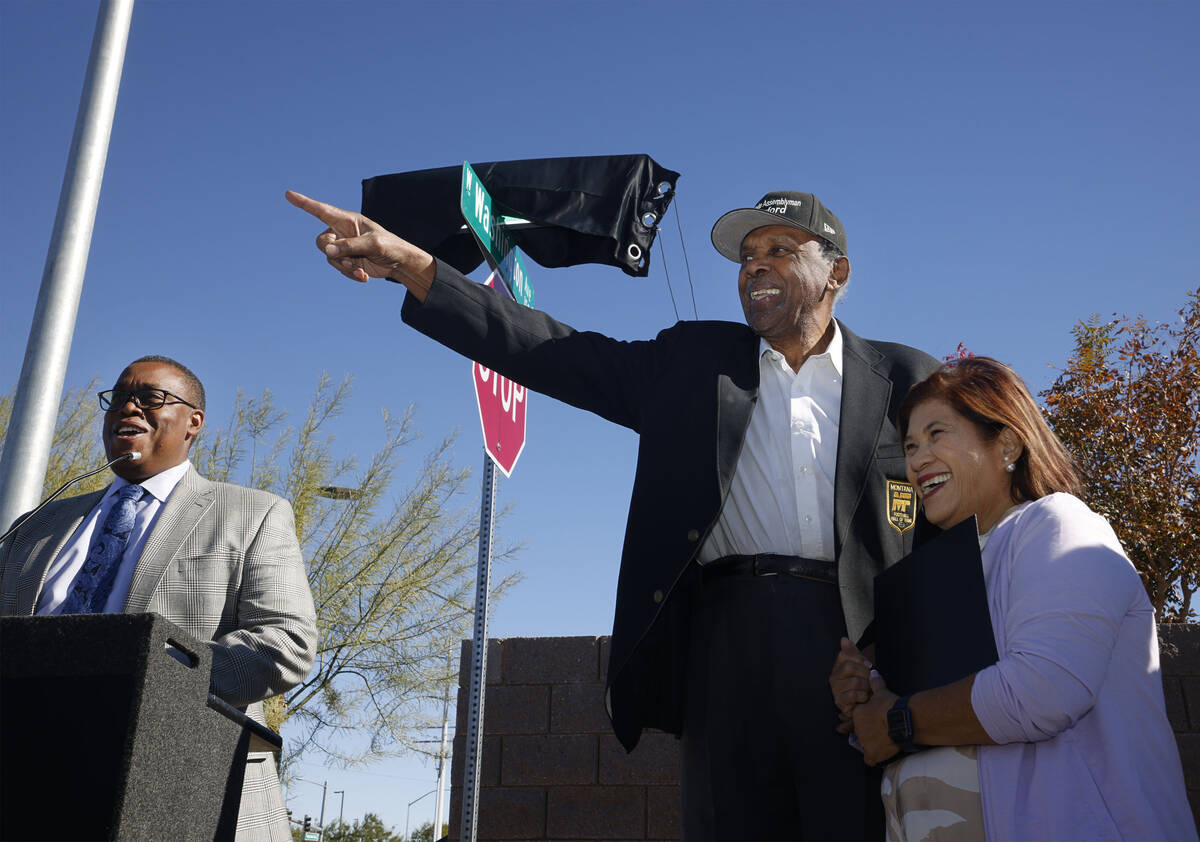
[680,565,879,841]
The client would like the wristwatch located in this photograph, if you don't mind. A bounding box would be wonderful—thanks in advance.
[887,696,918,754]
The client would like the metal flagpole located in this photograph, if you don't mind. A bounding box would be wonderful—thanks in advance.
[0,0,135,533]
[459,455,496,842]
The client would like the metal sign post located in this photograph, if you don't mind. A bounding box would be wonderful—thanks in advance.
[458,453,496,842]
[458,163,535,842]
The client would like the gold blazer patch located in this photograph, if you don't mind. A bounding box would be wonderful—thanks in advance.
[886,480,916,533]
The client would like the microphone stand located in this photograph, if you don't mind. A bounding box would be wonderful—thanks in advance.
[0,452,139,545]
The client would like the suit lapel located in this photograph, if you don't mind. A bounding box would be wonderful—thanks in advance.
[14,491,105,615]
[715,330,762,498]
[834,322,892,557]
[124,467,214,613]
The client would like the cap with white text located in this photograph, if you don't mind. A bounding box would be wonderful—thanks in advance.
[711,191,847,261]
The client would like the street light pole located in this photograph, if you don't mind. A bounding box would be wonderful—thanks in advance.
[405,789,435,842]
[433,655,452,841]
[318,780,328,831]
[333,790,345,828]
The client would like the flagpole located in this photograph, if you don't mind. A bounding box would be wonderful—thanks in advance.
[0,0,136,533]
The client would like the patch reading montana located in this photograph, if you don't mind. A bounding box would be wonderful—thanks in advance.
[886,480,916,533]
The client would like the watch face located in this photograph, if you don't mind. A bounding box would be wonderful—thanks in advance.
[887,706,913,743]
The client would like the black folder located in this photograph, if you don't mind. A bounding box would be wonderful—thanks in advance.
[872,516,999,697]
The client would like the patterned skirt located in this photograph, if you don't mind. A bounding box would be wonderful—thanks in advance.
[881,746,985,841]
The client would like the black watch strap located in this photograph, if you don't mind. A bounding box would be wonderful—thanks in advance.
[887,695,917,754]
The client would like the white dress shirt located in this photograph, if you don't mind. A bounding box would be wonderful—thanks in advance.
[699,324,844,562]
[36,460,192,614]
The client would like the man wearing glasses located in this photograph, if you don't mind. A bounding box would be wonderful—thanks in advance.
[0,355,316,842]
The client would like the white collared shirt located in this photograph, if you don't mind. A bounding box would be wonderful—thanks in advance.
[699,324,844,562]
[37,460,192,615]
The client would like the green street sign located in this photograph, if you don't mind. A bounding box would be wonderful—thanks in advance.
[302,832,320,841]
[460,161,535,308]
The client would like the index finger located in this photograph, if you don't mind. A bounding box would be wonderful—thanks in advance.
[285,189,354,226]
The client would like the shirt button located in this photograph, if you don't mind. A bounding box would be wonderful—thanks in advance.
[653,590,664,603]
[805,515,813,524]
[799,465,809,474]
[687,529,700,542]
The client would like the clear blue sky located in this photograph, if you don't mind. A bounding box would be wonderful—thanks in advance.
[3,0,1197,834]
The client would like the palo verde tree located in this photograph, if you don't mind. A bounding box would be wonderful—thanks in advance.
[0,373,519,766]
[0,378,109,499]
[1041,289,1200,621]
[193,373,520,766]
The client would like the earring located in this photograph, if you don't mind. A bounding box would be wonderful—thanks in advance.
[1004,456,1015,474]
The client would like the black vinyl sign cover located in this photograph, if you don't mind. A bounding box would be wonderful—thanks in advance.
[361,154,680,279]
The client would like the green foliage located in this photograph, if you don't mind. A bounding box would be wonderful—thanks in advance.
[1042,289,1200,620]
[188,373,520,766]
[409,820,448,842]
[0,378,108,498]
[319,813,403,842]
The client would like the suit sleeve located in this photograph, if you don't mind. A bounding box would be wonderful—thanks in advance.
[208,496,316,708]
[0,513,23,615]
[401,261,662,432]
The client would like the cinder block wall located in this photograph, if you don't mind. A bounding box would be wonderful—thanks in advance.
[449,627,1199,841]
[447,637,680,842]
[1159,624,1200,830]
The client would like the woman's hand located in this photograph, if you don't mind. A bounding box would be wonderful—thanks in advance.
[830,637,873,733]
[852,673,901,766]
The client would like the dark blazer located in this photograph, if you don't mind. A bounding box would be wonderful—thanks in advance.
[404,263,940,750]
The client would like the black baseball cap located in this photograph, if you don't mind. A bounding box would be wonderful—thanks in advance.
[711,191,847,261]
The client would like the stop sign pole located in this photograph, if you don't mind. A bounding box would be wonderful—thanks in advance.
[458,163,534,842]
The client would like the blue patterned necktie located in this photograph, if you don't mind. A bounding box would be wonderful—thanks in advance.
[59,484,146,614]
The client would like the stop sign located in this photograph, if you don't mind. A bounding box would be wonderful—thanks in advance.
[472,273,528,477]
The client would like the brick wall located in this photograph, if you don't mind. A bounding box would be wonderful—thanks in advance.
[449,627,1199,841]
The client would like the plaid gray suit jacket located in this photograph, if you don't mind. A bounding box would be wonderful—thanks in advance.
[0,465,317,841]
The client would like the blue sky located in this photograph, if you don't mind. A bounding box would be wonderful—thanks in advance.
[3,0,1198,833]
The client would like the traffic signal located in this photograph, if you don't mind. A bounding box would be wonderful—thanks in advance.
[303,815,312,831]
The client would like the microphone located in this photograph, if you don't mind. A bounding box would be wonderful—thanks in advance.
[0,451,142,545]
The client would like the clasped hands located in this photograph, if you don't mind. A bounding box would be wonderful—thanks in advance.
[829,637,902,766]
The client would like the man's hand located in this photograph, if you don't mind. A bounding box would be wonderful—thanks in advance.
[851,672,901,766]
[285,190,436,301]
[830,637,872,733]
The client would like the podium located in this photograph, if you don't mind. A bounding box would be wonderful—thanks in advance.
[0,613,281,841]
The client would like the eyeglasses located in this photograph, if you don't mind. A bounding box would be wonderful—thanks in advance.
[98,388,197,411]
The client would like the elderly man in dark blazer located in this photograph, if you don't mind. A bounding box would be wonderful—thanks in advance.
[290,187,939,841]
[0,355,317,842]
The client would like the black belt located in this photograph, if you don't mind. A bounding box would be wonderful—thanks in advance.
[702,553,838,584]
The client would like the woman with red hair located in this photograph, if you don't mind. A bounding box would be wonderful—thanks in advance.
[831,357,1195,841]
